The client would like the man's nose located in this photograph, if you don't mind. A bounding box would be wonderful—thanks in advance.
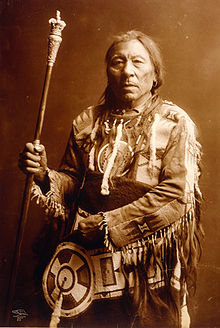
[122,60,134,76]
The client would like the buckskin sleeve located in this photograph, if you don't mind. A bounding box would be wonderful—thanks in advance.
[31,122,87,219]
[104,117,194,247]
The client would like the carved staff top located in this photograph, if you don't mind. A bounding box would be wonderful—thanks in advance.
[48,10,66,66]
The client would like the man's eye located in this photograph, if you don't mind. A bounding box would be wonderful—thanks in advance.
[111,59,124,67]
[133,59,144,65]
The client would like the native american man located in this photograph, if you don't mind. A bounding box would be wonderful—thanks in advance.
[19,31,203,327]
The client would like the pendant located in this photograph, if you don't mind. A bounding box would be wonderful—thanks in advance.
[97,141,134,177]
[104,120,111,134]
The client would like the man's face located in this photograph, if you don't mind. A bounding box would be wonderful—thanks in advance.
[107,39,156,108]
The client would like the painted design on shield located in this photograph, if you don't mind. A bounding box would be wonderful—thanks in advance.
[42,242,126,318]
[42,242,94,318]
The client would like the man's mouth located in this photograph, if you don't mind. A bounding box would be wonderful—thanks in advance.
[122,83,138,89]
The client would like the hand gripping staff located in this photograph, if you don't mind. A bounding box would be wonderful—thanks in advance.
[4,11,66,324]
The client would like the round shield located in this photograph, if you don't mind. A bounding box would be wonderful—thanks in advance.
[42,242,94,318]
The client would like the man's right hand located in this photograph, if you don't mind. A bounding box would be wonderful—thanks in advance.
[18,142,48,184]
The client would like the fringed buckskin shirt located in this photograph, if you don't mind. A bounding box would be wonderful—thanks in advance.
[32,97,202,327]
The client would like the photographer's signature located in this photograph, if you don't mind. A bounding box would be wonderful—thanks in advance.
[12,308,28,321]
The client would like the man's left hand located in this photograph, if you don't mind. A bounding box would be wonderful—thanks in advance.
[78,214,103,233]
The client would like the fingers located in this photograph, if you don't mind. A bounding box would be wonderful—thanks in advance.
[78,214,103,233]
[21,151,41,163]
[18,142,47,175]
[34,144,45,153]
[78,216,105,244]
[78,217,95,232]
[19,165,41,174]
[18,155,40,174]
[25,142,45,156]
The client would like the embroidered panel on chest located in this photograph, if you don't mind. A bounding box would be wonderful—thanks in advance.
[140,118,175,161]
[95,124,142,177]
[97,140,134,176]
[140,147,165,162]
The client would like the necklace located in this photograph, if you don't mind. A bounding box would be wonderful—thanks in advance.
[97,115,144,179]
[93,95,162,194]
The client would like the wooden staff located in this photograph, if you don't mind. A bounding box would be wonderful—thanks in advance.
[4,11,66,324]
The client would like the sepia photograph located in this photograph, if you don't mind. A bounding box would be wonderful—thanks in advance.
[0,0,219,327]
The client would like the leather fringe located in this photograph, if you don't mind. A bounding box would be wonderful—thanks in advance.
[103,207,203,326]
[31,182,68,220]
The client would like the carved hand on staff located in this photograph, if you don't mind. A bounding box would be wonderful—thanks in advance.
[18,143,48,185]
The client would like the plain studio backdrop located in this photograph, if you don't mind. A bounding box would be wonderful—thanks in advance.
[0,0,220,326]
